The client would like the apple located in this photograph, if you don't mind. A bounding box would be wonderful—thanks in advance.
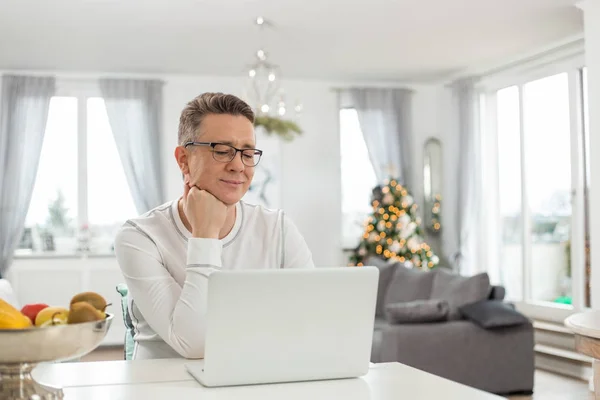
[21,303,49,324]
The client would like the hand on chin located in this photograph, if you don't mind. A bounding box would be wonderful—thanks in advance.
[213,186,242,207]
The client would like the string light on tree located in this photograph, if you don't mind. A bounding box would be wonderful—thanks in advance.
[350,179,440,269]
[430,193,442,233]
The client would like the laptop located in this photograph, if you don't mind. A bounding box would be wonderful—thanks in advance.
[184,266,379,387]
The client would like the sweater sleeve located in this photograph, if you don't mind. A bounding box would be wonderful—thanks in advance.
[114,223,220,359]
[282,213,315,269]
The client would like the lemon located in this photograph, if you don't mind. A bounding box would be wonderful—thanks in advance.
[35,307,69,327]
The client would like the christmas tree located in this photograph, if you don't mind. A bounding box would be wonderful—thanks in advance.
[349,179,440,269]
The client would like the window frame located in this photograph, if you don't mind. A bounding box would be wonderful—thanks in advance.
[478,48,589,323]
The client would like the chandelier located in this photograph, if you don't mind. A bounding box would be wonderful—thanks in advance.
[243,17,303,140]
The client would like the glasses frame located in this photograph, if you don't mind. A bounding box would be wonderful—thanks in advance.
[184,141,263,167]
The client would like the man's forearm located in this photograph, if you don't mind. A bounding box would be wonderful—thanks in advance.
[165,238,223,358]
[115,228,223,359]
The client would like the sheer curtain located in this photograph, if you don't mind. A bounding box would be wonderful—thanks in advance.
[346,88,414,188]
[99,78,165,213]
[444,78,483,275]
[0,75,55,277]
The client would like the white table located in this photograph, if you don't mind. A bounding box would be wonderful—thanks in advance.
[565,310,600,399]
[32,358,503,399]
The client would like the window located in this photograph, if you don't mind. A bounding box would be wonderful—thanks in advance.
[86,98,137,253]
[522,73,572,304]
[496,86,523,301]
[20,97,79,254]
[485,65,590,313]
[340,109,378,249]
[16,93,137,256]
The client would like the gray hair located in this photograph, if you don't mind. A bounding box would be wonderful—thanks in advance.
[178,92,255,145]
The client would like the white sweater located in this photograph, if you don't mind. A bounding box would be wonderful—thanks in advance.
[113,199,315,360]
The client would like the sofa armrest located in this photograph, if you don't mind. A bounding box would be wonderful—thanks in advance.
[489,285,506,301]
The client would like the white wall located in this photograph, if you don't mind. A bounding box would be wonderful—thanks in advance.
[409,85,453,261]
[413,86,453,217]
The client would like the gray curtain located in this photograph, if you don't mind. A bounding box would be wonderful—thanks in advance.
[348,88,414,188]
[99,79,165,214]
[445,78,482,275]
[0,75,55,277]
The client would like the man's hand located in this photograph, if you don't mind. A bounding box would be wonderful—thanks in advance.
[182,175,229,239]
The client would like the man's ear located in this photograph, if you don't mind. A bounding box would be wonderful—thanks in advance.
[174,146,190,175]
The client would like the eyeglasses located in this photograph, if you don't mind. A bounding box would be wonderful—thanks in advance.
[184,142,263,167]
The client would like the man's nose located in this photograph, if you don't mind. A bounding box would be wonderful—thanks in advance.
[227,151,245,171]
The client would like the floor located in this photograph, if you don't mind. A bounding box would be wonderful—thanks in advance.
[506,370,593,400]
[82,347,593,399]
[80,345,125,362]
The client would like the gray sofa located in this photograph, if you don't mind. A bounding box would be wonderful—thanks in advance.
[367,257,534,396]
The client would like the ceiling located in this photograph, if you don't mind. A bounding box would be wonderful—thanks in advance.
[0,0,584,82]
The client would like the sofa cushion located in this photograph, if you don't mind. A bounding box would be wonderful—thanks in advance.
[364,256,399,317]
[430,269,492,320]
[459,300,530,329]
[383,265,436,308]
[384,299,450,324]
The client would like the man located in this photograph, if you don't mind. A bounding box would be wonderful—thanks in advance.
[114,92,314,360]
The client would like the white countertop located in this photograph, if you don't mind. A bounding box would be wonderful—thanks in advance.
[565,310,600,339]
[33,358,503,400]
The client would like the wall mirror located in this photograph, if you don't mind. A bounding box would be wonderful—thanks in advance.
[423,137,442,235]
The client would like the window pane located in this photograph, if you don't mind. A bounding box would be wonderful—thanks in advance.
[340,109,378,249]
[523,73,572,305]
[17,97,78,255]
[497,86,523,301]
[87,98,137,254]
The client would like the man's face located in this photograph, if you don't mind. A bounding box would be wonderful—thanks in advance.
[178,114,256,206]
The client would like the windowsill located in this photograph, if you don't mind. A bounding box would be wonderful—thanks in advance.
[515,300,579,324]
[13,251,116,260]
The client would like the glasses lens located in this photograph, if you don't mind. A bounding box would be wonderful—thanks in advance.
[212,144,235,162]
[242,150,261,166]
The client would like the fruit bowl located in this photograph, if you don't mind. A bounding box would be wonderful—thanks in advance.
[0,313,113,399]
